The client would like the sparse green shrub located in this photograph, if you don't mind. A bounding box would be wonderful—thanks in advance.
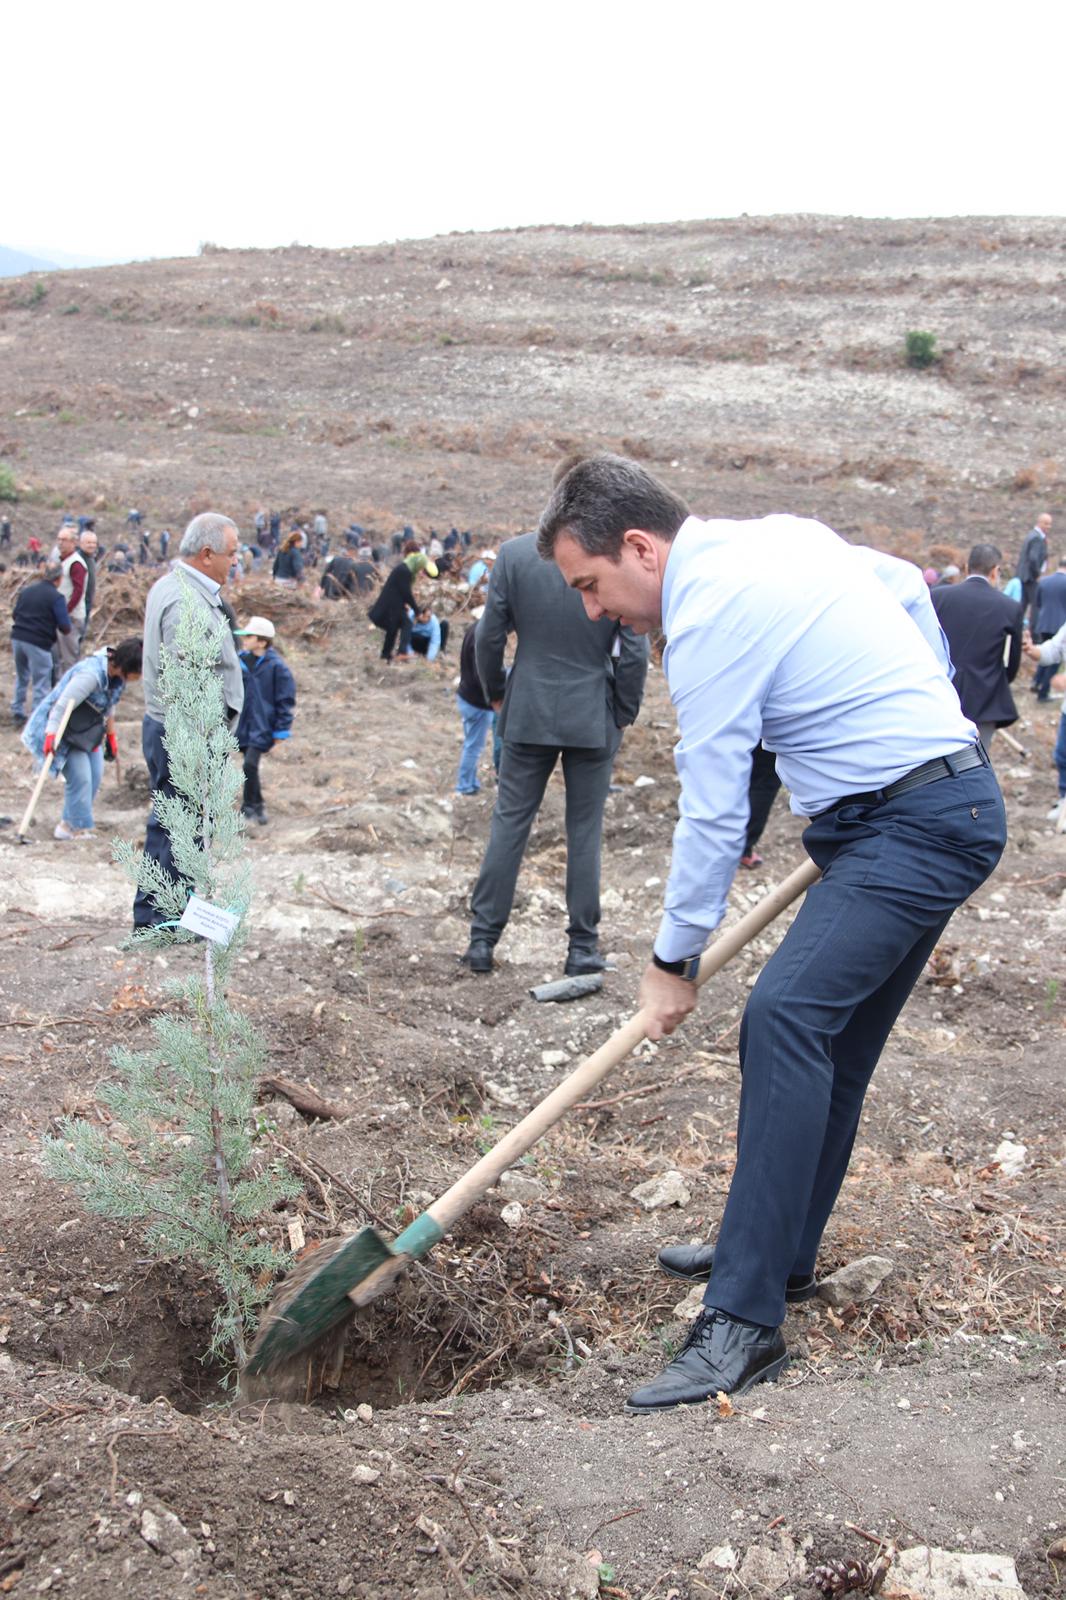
[29,278,48,305]
[44,584,299,1377]
[905,330,938,369]
[0,464,17,501]
[61,303,80,315]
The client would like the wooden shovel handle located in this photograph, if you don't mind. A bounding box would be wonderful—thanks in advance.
[426,856,821,1234]
[15,698,76,839]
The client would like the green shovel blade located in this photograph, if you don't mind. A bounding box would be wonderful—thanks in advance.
[245,1226,394,1376]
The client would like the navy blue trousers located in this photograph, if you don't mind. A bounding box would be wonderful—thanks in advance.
[133,715,181,929]
[705,759,1006,1328]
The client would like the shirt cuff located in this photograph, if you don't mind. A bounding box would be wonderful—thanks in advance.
[653,912,714,965]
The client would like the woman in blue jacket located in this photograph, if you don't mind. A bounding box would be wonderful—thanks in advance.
[233,615,296,825]
[23,638,142,839]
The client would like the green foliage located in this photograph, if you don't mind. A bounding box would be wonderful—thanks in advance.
[61,303,80,316]
[0,464,16,502]
[27,278,49,305]
[45,583,299,1377]
[905,329,939,369]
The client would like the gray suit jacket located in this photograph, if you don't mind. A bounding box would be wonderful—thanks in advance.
[475,532,649,747]
[142,563,244,728]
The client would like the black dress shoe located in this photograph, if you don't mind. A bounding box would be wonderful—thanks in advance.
[564,947,607,976]
[460,941,495,974]
[627,1309,788,1413]
[657,1241,818,1303]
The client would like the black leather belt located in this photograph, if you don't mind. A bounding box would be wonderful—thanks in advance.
[824,743,989,813]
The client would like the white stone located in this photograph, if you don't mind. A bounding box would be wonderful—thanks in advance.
[352,1463,381,1484]
[541,1049,570,1068]
[633,775,656,788]
[818,1254,894,1307]
[992,1139,1027,1177]
[631,1170,691,1210]
[356,1403,373,1424]
[500,1201,525,1230]
[697,1545,738,1571]
[895,1546,1026,1600]
[499,1169,545,1203]
[673,1284,706,1322]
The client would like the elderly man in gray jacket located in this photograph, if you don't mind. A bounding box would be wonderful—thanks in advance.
[462,530,649,974]
[134,512,243,931]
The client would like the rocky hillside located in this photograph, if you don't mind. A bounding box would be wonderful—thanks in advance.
[2,215,1064,556]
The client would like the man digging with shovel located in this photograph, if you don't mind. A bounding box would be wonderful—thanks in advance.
[538,454,1006,1414]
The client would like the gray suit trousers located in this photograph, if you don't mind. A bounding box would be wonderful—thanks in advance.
[470,733,621,949]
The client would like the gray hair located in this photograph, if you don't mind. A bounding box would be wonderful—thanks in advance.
[536,453,690,563]
[180,512,238,557]
[43,560,63,580]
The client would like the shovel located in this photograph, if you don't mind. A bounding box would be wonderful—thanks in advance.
[15,699,75,844]
[244,855,821,1379]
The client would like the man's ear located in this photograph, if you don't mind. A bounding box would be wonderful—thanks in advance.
[621,528,660,569]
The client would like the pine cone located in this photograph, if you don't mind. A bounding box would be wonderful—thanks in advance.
[806,1557,874,1595]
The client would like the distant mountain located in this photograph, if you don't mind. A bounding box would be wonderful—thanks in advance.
[0,244,58,277]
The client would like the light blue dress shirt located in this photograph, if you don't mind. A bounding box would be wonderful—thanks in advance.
[654,515,978,962]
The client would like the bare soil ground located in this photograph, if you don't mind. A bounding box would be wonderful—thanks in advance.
[0,219,1064,1598]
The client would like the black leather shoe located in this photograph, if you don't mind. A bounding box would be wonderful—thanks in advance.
[460,941,495,974]
[564,947,607,976]
[626,1309,788,1413]
[657,1241,818,1303]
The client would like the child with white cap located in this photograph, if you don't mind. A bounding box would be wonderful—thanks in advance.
[233,615,296,825]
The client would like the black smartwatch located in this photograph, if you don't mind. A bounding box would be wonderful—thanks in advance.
[651,950,701,982]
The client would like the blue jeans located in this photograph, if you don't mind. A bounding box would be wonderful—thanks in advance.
[11,640,54,718]
[63,747,103,830]
[704,757,1006,1329]
[1055,710,1066,798]
[456,696,493,792]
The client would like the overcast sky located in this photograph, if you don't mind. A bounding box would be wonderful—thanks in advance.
[9,0,1065,265]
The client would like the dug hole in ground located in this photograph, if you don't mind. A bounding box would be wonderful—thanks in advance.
[0,593,1063,1600]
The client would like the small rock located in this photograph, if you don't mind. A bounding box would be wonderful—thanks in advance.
[895,1546,1025,1600]
[485,1079,521,1107]
[262,1098,297,1128]
[356,1403,373,1424]
[352,1463,381,1484]
[673,1284,706,1322]
[633,775,656,788]
[139,1505,199,1569]
[992,1139,1027,1177]
[818,1254,894,1307]
[698,1545,738,1572]
[631,1169,691,1211]
[499,1169,544,1203]
[500,1201,525,1230]
[337,1577,354,1595]
[541,1049,570,1068]
[534,1542,601,1600]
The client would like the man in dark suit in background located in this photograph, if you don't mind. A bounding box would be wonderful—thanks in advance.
[1031,555,1066,701]
[463,530,649,975]
[932,543,1023,749]
[1014,512,1050,629]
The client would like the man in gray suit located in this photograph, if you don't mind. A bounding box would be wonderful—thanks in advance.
[462,531,649,975]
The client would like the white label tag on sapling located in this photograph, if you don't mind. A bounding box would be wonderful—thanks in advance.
[178,894,240,946]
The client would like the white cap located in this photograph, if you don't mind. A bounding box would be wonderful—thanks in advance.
[234,615,276,638]
[480,548,496,560]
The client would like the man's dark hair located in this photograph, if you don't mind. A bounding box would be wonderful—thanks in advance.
[109,637,144,674]
[43,560,63,582]
[536,453,690,562]
[968,543,1002,576]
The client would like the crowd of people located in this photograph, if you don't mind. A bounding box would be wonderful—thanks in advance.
[5,504,502,840]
